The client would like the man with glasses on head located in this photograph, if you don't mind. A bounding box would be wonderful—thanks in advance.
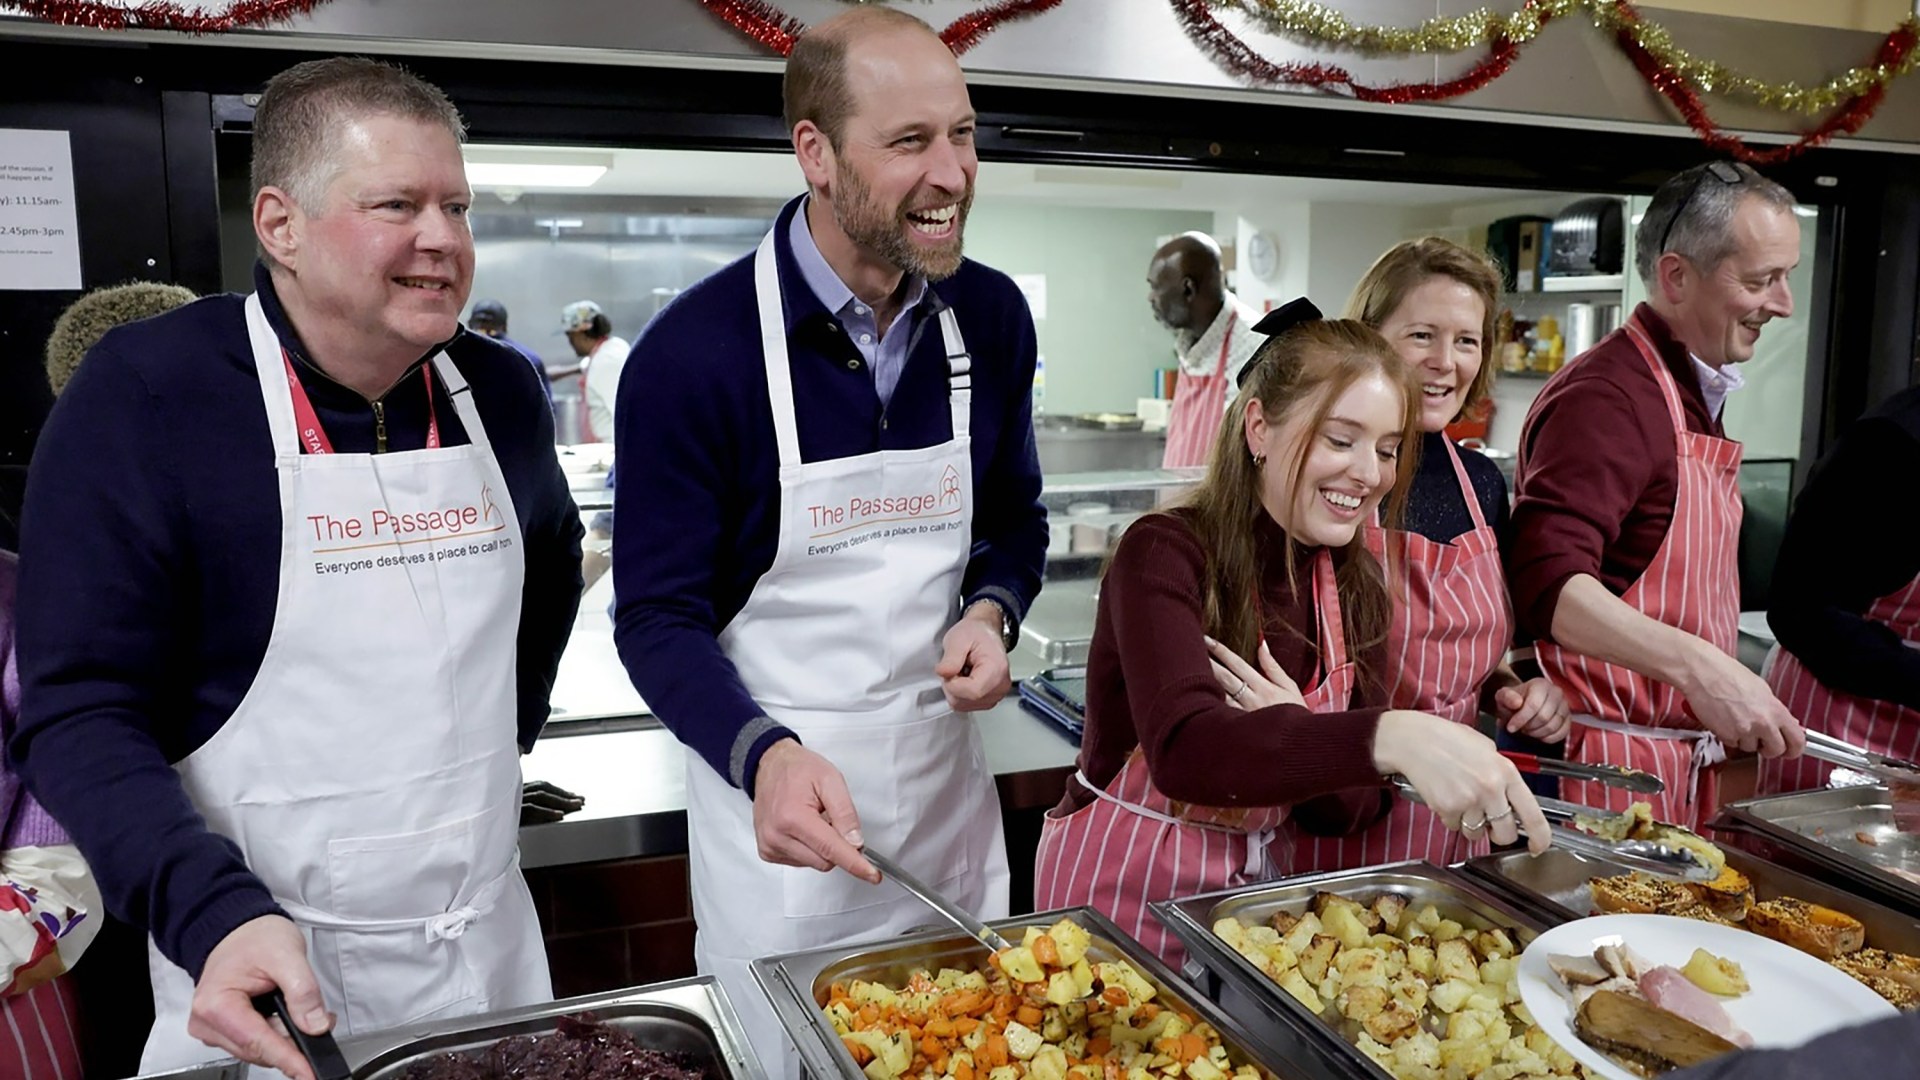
[1506,161,1806,832]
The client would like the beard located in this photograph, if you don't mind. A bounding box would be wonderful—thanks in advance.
[832,157,972,282]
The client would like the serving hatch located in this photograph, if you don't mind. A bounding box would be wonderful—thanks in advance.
[1150,862,1568,1080]
[750,905,1361,1080]
[131,976,765,1080]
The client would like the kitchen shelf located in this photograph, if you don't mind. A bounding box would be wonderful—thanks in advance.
[1540,273,1624,292]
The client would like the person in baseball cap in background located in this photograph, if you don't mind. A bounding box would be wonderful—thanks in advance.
[467,299,554,408]
[559,300,629,444]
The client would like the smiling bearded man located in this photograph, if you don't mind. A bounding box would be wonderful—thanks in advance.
[606,9,1049,1077]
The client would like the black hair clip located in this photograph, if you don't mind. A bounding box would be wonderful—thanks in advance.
[1239,297,1323,388]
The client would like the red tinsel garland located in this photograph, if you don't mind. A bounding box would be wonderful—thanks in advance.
[693,0,1064,58]
[1168,0,1537,104]
[940,0,1064,55]
[0,0,324,31]
[1609,0,1916,164]
[694,0,803,56]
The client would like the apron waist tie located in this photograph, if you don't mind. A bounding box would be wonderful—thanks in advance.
[1072,771,1276,879]
[276,863,514,943]
[1569,714,1726,808]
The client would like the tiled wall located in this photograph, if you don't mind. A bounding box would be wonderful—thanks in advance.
[526,855,699,998]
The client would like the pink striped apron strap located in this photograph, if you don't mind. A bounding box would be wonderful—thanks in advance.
[1070,771,1275,879]
[1569,712,1723,811]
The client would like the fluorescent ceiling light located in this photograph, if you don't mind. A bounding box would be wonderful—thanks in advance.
[1792,206,1818,217]
[467,163,607,188]
[532,218,585,229]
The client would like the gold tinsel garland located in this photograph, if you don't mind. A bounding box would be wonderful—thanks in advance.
[1217,0,1920,115]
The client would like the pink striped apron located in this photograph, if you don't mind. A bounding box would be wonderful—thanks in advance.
[1285,438,1513,872]
[1758,575,1920,794]
[1533,313,1743,832]
[1034,550,1356,965]
[1161,311,1238,469]
[1,976,83,1080]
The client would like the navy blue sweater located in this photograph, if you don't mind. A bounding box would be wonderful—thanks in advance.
[612,196,1048,793]
[11,264,583,978]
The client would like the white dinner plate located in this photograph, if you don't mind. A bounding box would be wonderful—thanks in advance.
[1516,913,1894,1080]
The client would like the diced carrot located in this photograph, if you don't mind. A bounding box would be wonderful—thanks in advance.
[1086,1037,1111,1059]
[1015,1004,1045,1027]
[1135,1003,1160,1022]
[923,1036,945,1060]
[991,995,1018,1021]
[955,1059,975,1080]
[1179,1033,1206,1063]
[1153,1038,1181,1057]
[954,1018,980,1036]
[986,1035,1010,1068]
[858,1004,881,1026]
[932,1052,949,1074]
[843,1038,874,1066]
[1031,934,1060,967]
[1101,987,1129,1007]
[943,991,983,1017]
[925,1016,955,1039]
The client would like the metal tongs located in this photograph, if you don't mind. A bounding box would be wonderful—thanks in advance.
[863,847,1013,952]
[1533,795,1719,882]
[1800,730,1920,786]
[1499,751,1666,794]
[1387,780,1716,881]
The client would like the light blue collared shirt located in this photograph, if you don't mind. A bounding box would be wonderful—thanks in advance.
[788,199,930,408]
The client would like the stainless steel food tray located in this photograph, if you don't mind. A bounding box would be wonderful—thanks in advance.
[135,977,765,1080]
[751,905,1362,1080]
[1151,862,1564,1080]
[1712,786,1920,918]
[1461,845,1920,955]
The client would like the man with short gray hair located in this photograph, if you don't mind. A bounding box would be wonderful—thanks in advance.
[1508,161,1806,831]
[14,56,582,1078]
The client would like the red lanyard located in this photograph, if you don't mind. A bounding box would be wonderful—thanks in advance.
[282,351,439,454]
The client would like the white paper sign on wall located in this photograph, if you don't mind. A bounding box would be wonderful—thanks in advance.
[1012,273,1047,320]
[0,129,83,291]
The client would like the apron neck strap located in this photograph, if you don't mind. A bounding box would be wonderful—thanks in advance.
[1624,312,1693,436]
[1310,548,1350,677]
[937,306,971,441]
[755,230,806,468]
[1439,436,1489,532]
[753,228,973,468]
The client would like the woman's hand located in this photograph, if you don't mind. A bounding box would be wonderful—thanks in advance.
[1373,710,1551,853]
[1492,676,1572,743]
[1205,635,1304,711]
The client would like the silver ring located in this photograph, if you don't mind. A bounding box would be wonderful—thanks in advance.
[1230,682,1249,700]
[1461,815,1487,832]
[1485,807,1515,822]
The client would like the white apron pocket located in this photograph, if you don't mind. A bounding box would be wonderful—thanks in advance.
[778,713,980,921]
[324,812,489,1032]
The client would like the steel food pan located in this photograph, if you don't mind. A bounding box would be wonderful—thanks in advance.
[1151,862,1564,1080]
[751,905,1359,1080]
[134,977,765,1080]
[1461,845,1920,955]
[1713,786,1920,918]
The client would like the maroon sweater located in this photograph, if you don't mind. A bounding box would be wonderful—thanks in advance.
[1056,510,1390,831]
[1508,305,1721,642]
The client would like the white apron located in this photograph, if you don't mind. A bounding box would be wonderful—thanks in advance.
[140,295,552,1074]
[684,231,1011,1080]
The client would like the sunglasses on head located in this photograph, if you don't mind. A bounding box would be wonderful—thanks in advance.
[1656,161,1744,258]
